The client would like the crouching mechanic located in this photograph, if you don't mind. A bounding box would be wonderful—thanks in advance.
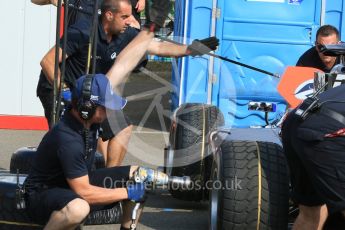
[23,3,171,229]
[282,84,345,230]
[24,74,146,230]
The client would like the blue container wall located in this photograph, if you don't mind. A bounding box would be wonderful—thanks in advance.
[172,0,215,110]
[325,0,345,41]
[171,0,186,109]
[214,0,322,127]
[173,0,344,128]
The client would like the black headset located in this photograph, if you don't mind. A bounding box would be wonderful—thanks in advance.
[77,75,97,120]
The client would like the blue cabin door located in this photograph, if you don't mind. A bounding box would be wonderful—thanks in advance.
[212,0,322,127]
[324,0,345,40]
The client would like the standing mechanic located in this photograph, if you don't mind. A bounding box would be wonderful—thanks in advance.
[282,84,345,229]
[24,4,170,229]
[36,0,219,167]
[296,25,340,72]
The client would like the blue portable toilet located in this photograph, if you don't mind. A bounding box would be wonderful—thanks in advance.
[325,0,345,40]
[172,0,344,128]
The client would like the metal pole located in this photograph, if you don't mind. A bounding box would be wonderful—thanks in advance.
[52,0,63,127]
[91,0,99,74]
[207,52,280,78]
[155,35,280,78]
[207,0,218,105]
[85,0,99,74]
[55,0,70,124]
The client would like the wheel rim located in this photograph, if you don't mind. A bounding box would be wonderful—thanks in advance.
[210,168,220,230]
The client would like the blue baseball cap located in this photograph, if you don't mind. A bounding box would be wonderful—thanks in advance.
[73,74,127,110]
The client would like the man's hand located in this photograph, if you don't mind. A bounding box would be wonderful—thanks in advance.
[187,37,219,57]
[128,15,141,30]
[127,183,146,202]
[144,0,171,32]
[136,0,146,12]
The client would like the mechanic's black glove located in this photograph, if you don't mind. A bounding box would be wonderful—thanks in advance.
[186,37,219,56]
[144,0,171,32]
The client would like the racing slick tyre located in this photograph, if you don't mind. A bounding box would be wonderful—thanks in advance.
[209,140,289,230]
[167,103,224,201]
[0,172,121,229]
[0,172,41,230]
[10,147,105,174]
[10,147,37,174]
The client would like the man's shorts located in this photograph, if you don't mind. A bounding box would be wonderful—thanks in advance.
[37,88,56,129]
[25,166,131,224]
[100,109,132,141]
[282,113,345,214]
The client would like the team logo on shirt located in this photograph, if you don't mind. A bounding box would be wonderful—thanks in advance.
[111,52,117,60]
[91,95,99,101]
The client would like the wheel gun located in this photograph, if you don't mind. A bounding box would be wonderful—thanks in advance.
[133,167,191,187]
[129,167,191,230]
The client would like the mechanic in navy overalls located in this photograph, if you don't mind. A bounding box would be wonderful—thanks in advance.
[282,84,345,229]
[35,0,219,169]
[25,74,146,230]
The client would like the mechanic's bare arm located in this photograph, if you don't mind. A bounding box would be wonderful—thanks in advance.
[40,46,65,88]
[67,175,128,205]
[147,39,188,57]
[67,166,139,205]
[31,0,58,6]
[136,0,146,12]
[106,30,155,87]
[128,15,141,30]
